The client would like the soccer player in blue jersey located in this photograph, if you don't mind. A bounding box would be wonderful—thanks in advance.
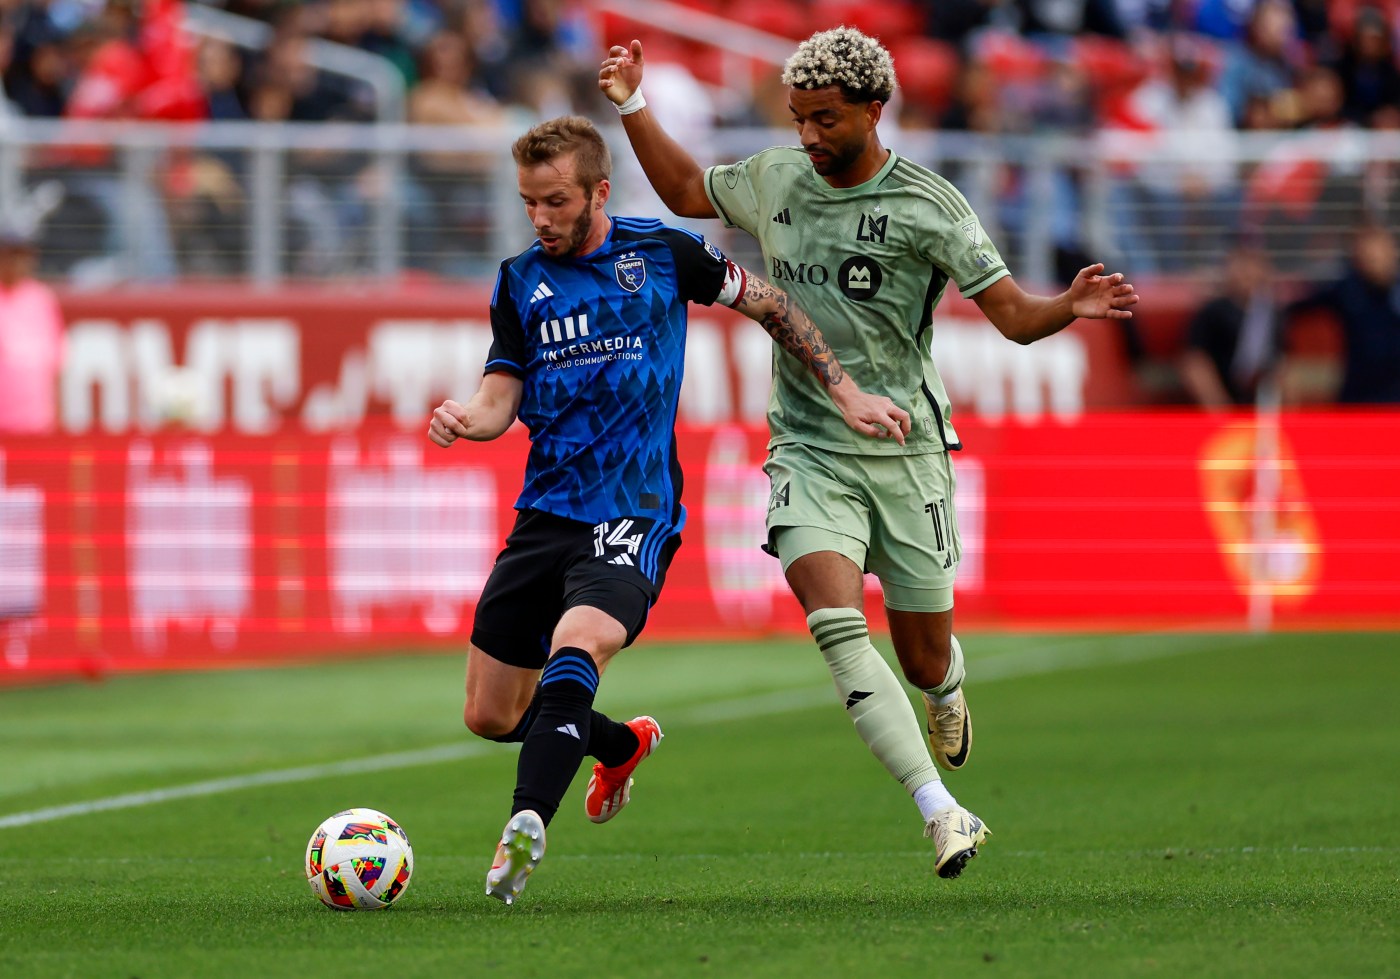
[427,116,909,905]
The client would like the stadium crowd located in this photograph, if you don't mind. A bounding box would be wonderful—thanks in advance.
[3,1,1396,133]
[1,0,1396,405]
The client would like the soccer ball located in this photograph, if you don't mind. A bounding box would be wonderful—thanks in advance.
[304,807,414,910]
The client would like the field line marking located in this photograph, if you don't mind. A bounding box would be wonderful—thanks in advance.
[0,742,507,829]
[1,632,1224,829]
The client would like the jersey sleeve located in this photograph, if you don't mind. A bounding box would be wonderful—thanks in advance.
[918,187,1011,298]
[703,155,762,236]
[484,261,527,377]
[664,229,746,308]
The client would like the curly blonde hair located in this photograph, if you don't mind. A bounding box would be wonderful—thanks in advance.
[781,26,897,104]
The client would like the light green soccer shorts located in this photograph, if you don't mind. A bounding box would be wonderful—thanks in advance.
[763,441,961,613]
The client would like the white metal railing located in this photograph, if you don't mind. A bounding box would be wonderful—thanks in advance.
[2,119,1398,286]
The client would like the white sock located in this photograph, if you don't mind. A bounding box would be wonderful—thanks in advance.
[912,778,957,821]
[806,608,941,794]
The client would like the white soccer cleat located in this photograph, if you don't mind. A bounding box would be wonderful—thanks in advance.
[485,809,546,905]
[924,805,990,879]
[924,687,973,771]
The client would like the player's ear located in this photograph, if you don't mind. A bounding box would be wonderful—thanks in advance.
[593,178,611,210]
[866,100,884,129]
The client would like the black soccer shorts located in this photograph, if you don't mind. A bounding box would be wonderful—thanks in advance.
[470,508,682,670]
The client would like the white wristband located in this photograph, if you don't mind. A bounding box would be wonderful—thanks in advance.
[616,90,647,115]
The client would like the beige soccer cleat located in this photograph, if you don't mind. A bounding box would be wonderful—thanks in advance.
[585,716,663,824]
[924,687,973,771]
[485,809,546,905]
[924,805,990,879]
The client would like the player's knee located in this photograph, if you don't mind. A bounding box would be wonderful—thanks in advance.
[462,700,519,740]
[550,624,624,666]
[901,641,953,689]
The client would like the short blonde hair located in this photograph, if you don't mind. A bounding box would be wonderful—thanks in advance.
[511,115,612,194]
[781,26,897,104]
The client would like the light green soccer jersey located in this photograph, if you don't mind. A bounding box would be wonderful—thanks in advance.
[704,146,1010,455]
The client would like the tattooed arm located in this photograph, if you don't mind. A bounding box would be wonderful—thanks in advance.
[730,268,911,445]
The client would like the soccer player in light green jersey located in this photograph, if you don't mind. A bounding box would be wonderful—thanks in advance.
[600,26,1138,879]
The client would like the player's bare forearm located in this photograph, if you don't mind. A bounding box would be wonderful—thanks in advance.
[599,39,716,218]
[617,113,715,218]
[427,374,521,447]
[735,277,911,444]
[738,276,844,388]
[974,266,1138,345]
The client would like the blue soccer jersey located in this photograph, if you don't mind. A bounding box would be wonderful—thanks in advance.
[485,215,744,541]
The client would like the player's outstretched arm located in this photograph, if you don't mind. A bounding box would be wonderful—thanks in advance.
[427,373,523,447]
[733,273,912,445]
[973,264,1139,345]
[598,40,717,220]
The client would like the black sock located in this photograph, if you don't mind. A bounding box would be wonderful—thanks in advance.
[512,647,599,826]
[483,680,638,766]
[588,712,640,768]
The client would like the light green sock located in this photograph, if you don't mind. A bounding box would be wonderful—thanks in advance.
[807,608,941,793]
[923,634,966,700]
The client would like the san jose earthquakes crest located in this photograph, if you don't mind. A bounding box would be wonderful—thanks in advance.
[614,256,646,293]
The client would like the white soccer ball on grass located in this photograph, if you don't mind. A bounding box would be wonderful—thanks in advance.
[304,807,414,910]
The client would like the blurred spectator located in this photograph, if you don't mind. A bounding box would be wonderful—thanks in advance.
[1190,0,1258,40]
[403,29,503,275]
[167,38,250,276]
[4,7,66,117]
[1115,35,1238,272]
[52,0,207,283]
[406,30,500,129]
[361,0,419,87]
[1014,0,1127,37]
[1331,6,1400,127]
[0,21,19,121]
[1290,0,1335,47]
[1286,224,1400,403]
[502,0,597,111]
[918,0,999,47]
[250,26,377,275]
[1219,0,1300,126]
[1180,242,1281,410]
[1243,66,1365,273]
[199,37,247,121]
[0,226,65,435]
[940,59,1004,132]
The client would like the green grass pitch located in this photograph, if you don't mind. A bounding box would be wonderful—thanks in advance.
[2,632,1397,978]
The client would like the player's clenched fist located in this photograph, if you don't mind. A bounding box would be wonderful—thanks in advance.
[428,399,471,447]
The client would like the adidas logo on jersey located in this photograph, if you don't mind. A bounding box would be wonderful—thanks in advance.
[530,282,554,304]
[772,208,792,225]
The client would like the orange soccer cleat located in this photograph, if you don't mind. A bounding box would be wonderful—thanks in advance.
[584,715,663,824]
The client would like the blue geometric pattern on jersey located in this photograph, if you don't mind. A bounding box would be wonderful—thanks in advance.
[489,216,728,539]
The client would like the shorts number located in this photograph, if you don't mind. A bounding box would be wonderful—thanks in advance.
[923,499,948,551]
[593,518,645,567]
